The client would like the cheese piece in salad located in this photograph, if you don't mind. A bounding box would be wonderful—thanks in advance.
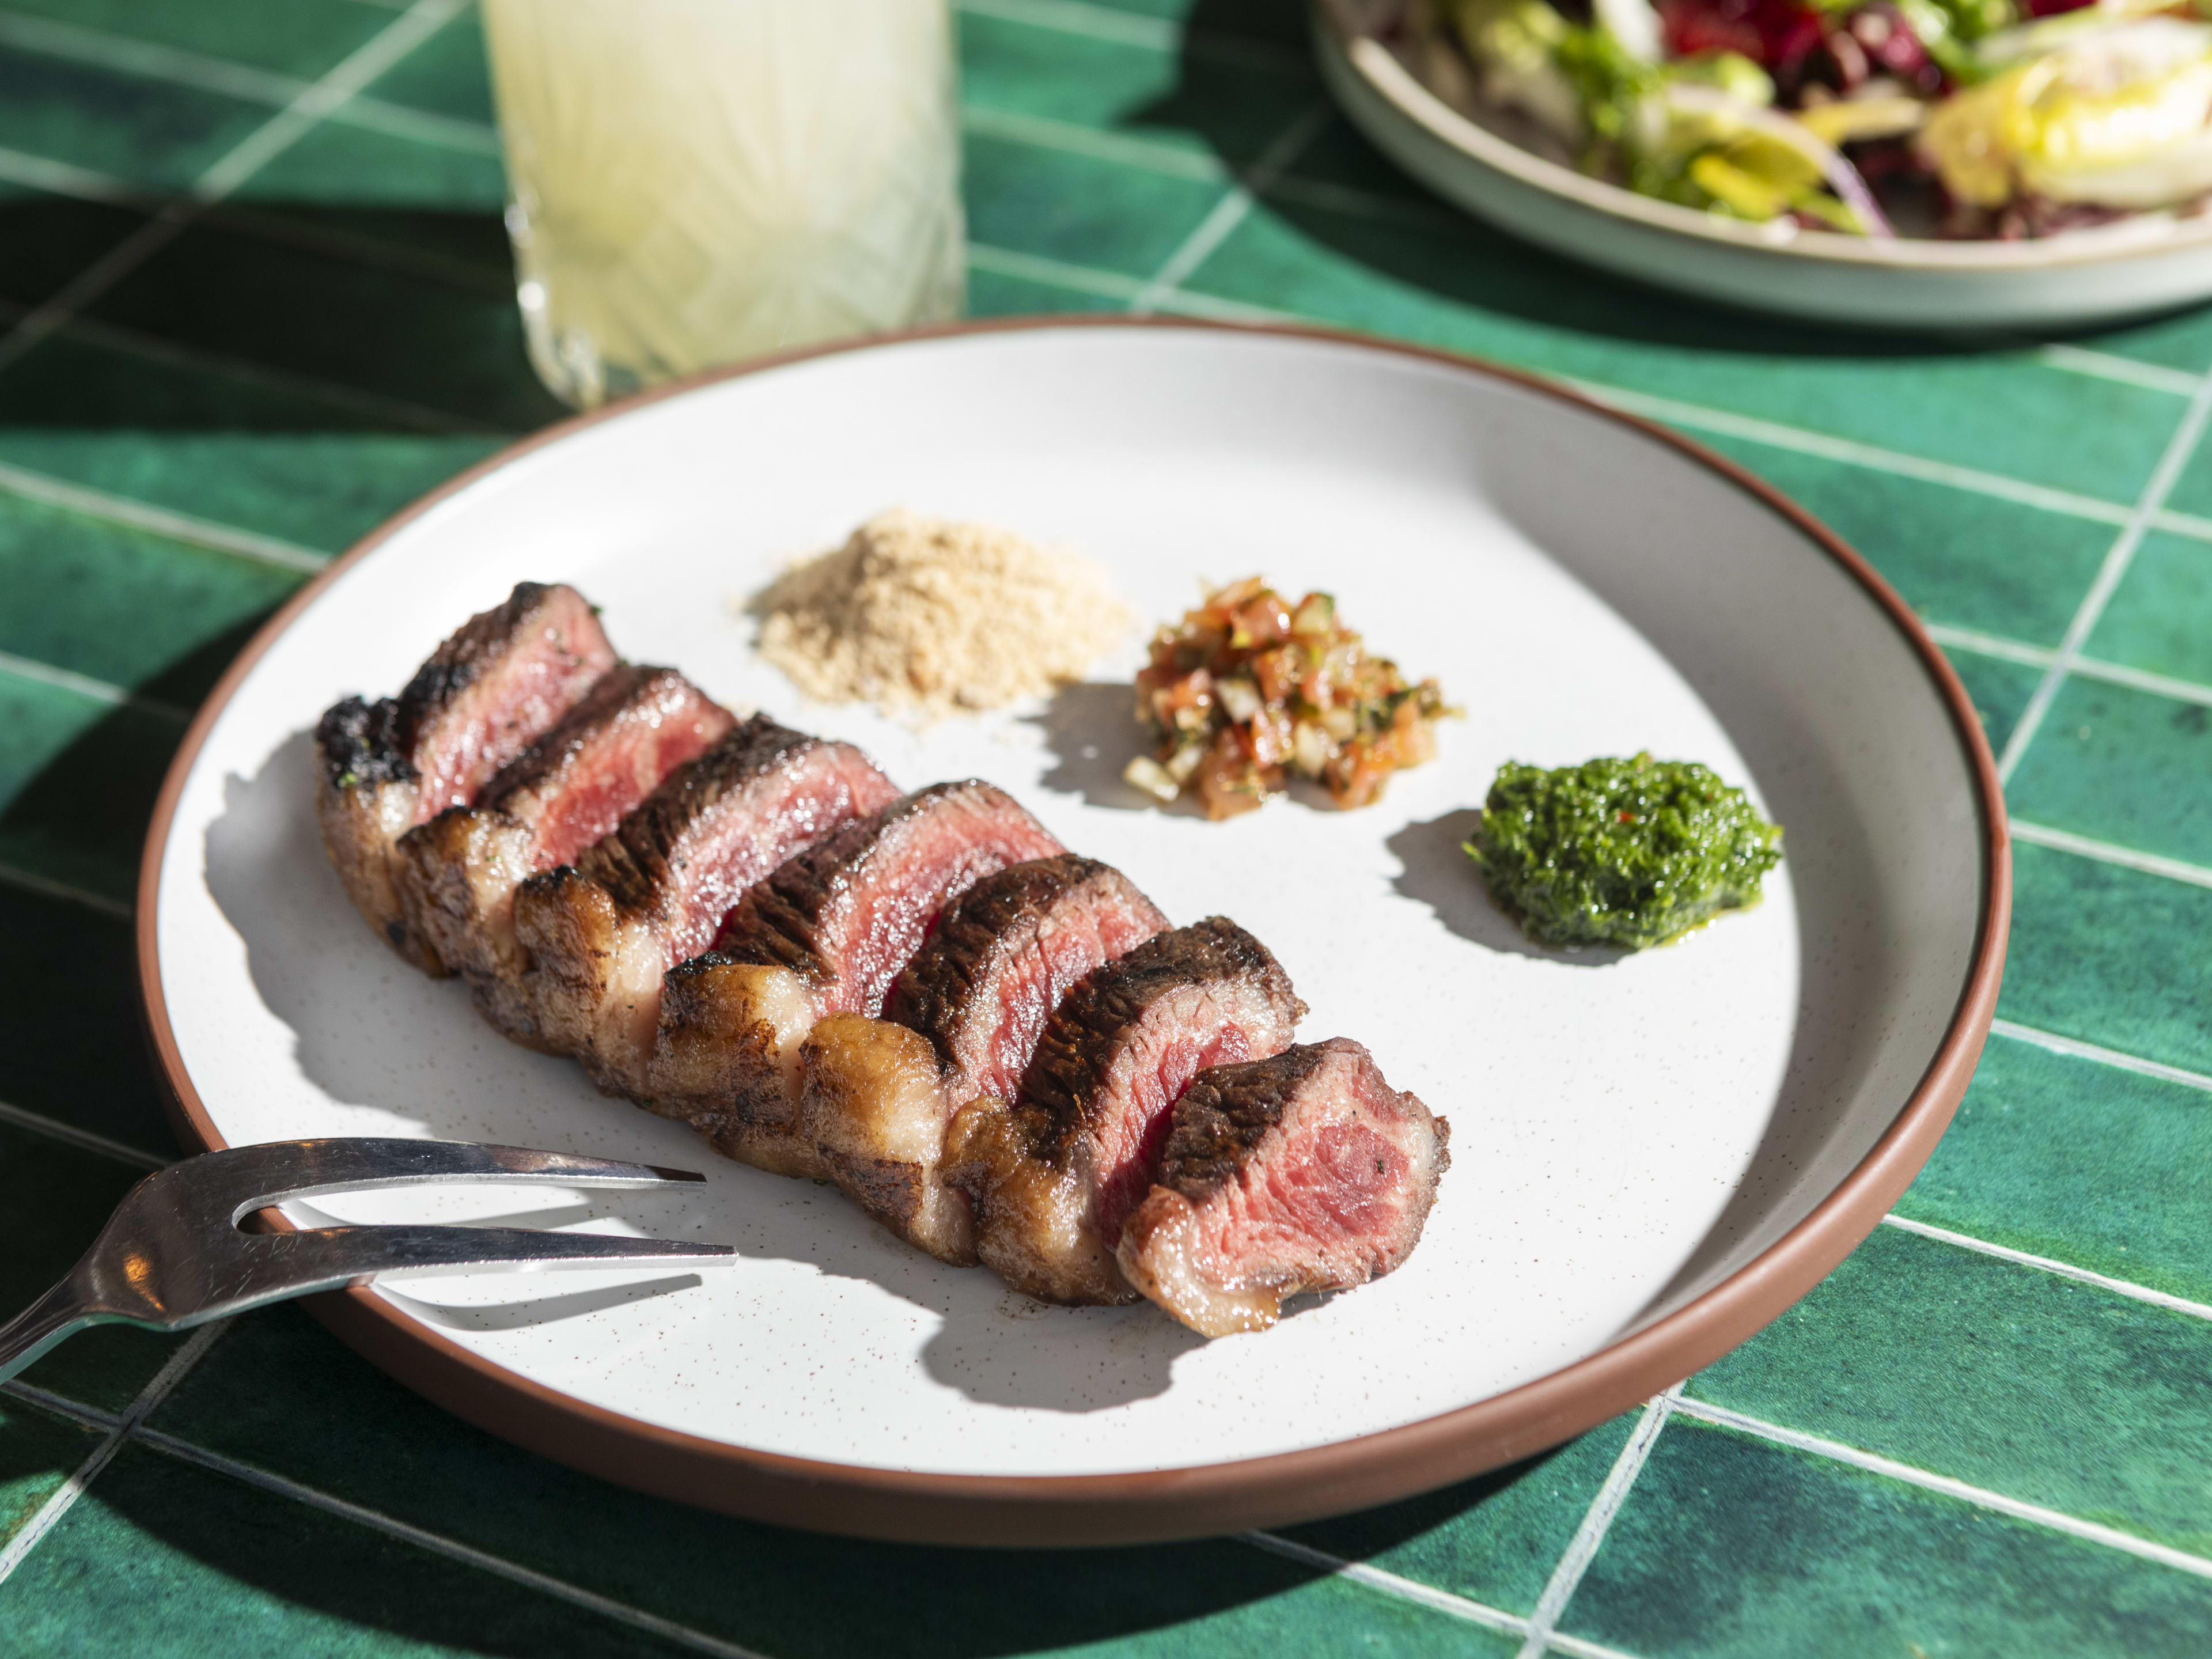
[1384,0,2212,237]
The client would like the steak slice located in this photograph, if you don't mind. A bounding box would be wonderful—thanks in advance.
[512,714,897,1095]
[942,918,1304,1305]
[801,855,1168,1263]
[313,581,614,972]
[1116,1039,1450,1336]
[652,781,1064,1179]
[393,665,733,1046]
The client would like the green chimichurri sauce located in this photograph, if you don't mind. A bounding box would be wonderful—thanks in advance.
[1464,752,1783,950]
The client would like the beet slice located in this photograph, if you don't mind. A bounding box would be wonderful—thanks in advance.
[801,855,1168,1262]
[512,714,897,1095]
[313,581,615,972]
[395,665,733,1046]
[943,917,1304,1305]
[650,781,1064,1179]
[1116,1039,1450,1336]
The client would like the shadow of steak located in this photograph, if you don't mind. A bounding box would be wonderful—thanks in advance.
[313,581,614,971]
[802,855,1169,1263]
[512,714,897,1095]
[943,918,1303,1305]
[394,665,733,1046]
[653,782,1063,1178]
[1117,1039,1449,1336]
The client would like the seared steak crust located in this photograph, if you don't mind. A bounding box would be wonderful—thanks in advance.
[577,713,830,929]
[884,854,1166,1087]
[312,581,613,971]
[944,917,1305,1305]
[661,781,1063,1175]
[315,695,411,790]
[1118,1038,1450,1337]
[801,855,1168,1264]
[514,714,897,1099]
[1014,918,1296,1163]
[1155,1043,1337,1199]
[393,665,732,1046]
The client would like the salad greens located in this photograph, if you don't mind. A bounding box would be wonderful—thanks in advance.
[1464,753,1784,950]
[1423,0,2212,237]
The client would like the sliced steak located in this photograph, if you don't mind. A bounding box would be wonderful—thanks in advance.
[652,781,1063,1179]
[1117,1039,1449,1336]
[313,581,614,971]
[942,918,1303,1305]
[802,856,1168,1262]
[512,714,897,1095]
[394,665,733,1046]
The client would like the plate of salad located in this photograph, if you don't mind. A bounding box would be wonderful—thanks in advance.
[1317,0,2212,325]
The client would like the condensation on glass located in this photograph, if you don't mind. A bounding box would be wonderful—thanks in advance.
[482,0,965,408]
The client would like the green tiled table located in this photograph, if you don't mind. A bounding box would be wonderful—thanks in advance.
[3,0,2210,1652]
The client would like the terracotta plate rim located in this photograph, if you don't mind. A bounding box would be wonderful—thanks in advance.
[134,315,2011,1547]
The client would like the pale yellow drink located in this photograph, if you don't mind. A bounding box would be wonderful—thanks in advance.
[482,0,964,407]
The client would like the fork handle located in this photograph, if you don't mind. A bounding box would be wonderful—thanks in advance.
[0,1278,107,1387]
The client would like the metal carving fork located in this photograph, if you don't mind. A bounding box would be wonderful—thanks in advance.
[0,1138,736,1384]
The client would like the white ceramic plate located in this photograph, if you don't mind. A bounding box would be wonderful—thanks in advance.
[141,320,2005,1543]
[1316,0,2212,329]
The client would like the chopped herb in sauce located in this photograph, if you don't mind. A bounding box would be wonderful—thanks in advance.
[1465,753,1782,949]
[1124,577,1454,820]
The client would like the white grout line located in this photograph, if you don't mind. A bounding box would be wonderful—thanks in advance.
[1132,100,1332,315]
[961,103,1225,183]
[1669,1397,2212,1581]
[1996,372,2212,782]
[0,1099,171,1171]
[1990,1017,2212,1095]
[2149,504,2212,543]
[1560,378,2138,528]
[0,7,503,160]
[1238,1530,1531,1637]
[0,1323,228,1590]
[0,457,328,573]
[1514,1390,1681,1659]
[1927,622,2212,712]
[1547,1635,1650,1659]
[0,648,192,724]
[1880,1214,2212,1323]
[955,0,1314,74]
[967,241,1148,302]
[0,0,468,382]
[2010,819,2212,892]
[0,142,153,209]
[55,310,510,437]
[0,1380,113,1430]
[2034,344,2206,399]
[127,1429,774,1659]
[0,862,130,921]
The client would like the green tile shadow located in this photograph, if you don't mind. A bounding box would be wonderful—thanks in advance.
[1563,1416,2212,1657]
[1900,1032,2212,1306]
[146,1308,1498,1658]
[2008,677,2212,867]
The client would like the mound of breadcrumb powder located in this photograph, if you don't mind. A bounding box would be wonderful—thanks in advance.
[750,509,1130,721]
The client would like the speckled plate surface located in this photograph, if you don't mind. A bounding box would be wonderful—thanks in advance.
[139,319,2006,1544]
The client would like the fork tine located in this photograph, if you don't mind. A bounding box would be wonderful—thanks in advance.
[202,1226,738,1325]
[175,1138,707,1224]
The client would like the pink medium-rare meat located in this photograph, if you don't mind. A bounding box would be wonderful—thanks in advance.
[801,855,1169,1262]
[942,918,1304,1305]
[394,665,733,1046]
[651,781,1065,1180]
[1116,1039,1450,1336]
[313,581,615,972]
[512,714,897,1097]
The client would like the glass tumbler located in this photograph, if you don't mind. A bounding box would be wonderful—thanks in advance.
[481,0,965,408]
